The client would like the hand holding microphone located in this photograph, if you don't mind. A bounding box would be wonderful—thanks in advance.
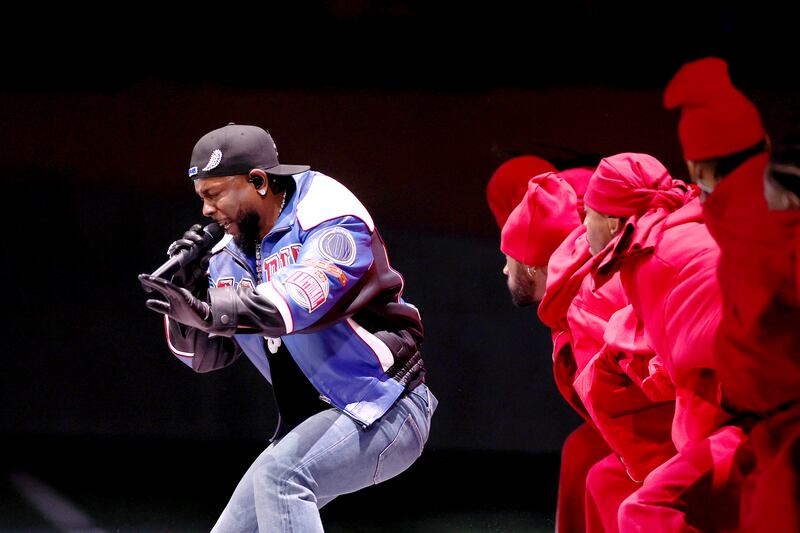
[139,222,224,330]
[142,222,224,293]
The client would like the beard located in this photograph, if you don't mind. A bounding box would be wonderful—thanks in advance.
[233,209,263,257]
[508,279,537,307]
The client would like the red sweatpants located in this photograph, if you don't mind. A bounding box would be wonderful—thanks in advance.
[741,403,800,533]
[618,425,752,532]
[585,453,641,533]
[557,423,611,533]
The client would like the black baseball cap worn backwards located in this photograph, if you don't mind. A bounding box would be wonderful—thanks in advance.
[188,123,310,180]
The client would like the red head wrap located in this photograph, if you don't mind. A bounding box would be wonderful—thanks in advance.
[501,173,581,266]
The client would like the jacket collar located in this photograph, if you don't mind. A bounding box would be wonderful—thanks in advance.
[219,171,313,261]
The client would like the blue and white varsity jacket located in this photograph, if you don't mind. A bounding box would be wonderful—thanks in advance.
[164,171,425,427]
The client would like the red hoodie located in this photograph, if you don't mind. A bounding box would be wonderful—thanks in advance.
[703,153,800,415]
[540,226,676,481]
[594,196,733,450]
[702,152,800,533]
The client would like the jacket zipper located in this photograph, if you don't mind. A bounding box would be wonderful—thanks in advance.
[222,248,257,280]
[219,227,371,432]
[221,247,280,437]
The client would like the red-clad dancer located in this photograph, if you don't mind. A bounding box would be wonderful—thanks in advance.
[540,218,677,533]
[739,141,800,533]
[584,152,750,532]
[665,57,800,532]
[502,172,676,532]
[488,159,608,533]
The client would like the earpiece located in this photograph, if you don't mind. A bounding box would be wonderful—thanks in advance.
[249,174,265,189]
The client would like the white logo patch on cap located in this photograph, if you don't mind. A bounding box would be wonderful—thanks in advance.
[202,149,223,171]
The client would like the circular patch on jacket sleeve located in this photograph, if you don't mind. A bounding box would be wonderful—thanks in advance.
[316,227,358,266]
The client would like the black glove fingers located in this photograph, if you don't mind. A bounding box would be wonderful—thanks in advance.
[139,274,176,296]
[167,225,205,257]
[139,273,212,329]
[182,229,205,243]
[168,240,189,257]
[145,299,171,315]
[138,273,159,291]
[169,237,201,256]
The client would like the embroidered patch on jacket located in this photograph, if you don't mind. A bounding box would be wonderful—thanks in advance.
[202,149,223,171]
[216,276,235,288]
[262,244,302,282]
[212,276,253,290]
[284,269,330,313]
[302,259,347,285]
[316,227,357,266]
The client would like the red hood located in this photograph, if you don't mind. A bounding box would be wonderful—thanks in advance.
[538,225,594,330]
[589,188,701,288]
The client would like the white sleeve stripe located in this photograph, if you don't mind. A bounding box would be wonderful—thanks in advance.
[255,281,295,334]
[164,316,194,358]
[346,318,394,373]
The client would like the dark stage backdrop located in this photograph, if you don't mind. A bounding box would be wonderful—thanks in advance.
[2,1,799,457]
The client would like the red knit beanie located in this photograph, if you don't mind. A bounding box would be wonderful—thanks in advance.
[500,173,580,266]
[664,57,765,161]
[584,153,691,218]
[487,156,558,228]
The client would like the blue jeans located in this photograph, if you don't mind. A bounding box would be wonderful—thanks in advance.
[211,384,437,532]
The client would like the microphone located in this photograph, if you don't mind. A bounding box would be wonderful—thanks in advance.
[144,223,224,291]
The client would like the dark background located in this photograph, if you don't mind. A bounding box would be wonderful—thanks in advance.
[2,2,799,530]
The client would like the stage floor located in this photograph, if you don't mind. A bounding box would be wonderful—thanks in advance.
[1,437,557,532]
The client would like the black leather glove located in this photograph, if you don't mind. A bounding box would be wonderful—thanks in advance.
[139,274,213,331]
[167,224,212,294]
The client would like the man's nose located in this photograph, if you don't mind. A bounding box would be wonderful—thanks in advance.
[502,265,509,276]
[202,201,216,217]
